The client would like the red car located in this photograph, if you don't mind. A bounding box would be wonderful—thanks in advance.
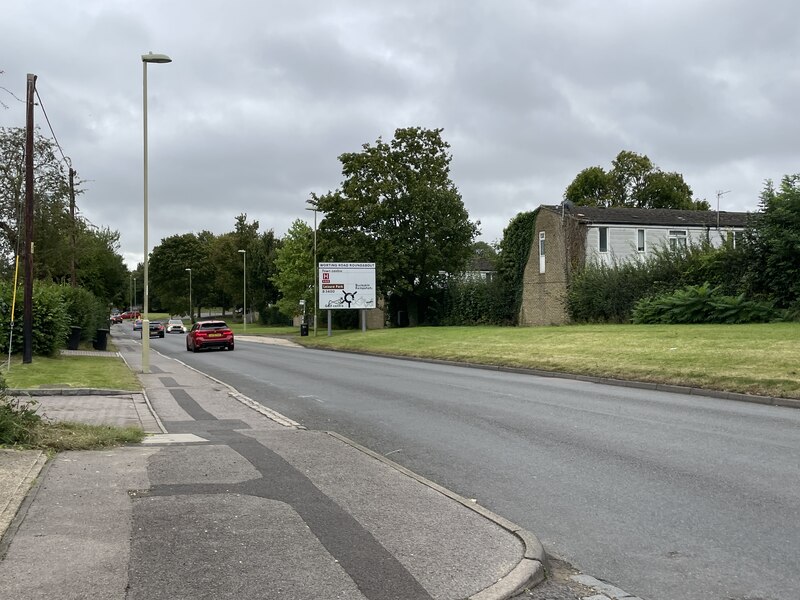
[186,320,234,352]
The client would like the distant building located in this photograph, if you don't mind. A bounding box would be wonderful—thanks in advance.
[519,204,751,326]
[464,257,497,282]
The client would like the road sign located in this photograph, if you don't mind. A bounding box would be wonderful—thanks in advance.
[318,262,376,310]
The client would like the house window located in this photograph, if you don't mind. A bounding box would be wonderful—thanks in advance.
[599,227,608,253]
[733,230,742,248]
[669,230,687,250]
[637,229,646,253]
[538,231,545,274]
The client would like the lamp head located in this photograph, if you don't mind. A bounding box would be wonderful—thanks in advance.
[142,52,172,64]
[238,249,246,254]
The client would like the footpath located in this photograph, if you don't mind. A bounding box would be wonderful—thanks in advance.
[0,336,546,600]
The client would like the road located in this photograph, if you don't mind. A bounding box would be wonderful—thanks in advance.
[137,327,800,600]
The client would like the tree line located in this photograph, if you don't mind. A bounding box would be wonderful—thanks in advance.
[3,123,795,332]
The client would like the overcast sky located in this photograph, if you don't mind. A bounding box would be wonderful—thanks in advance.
[2,1,799,268]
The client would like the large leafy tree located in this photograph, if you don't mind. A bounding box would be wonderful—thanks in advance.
[250,227,281,317]
[73,225,128,306]
[271,219,314,318]
[1,126,71,272]
[0,126,127,304]
[149,232,212,317]
[564,150,710,210]
[206,214,262,315]
[745,175,800,307]
[313,127,478,324]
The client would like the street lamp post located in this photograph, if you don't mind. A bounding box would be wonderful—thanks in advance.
[305,206,318,336]
[141,51,171,374]
[185,268,192,322]
[133,277,137,312]
[238,249,246,332]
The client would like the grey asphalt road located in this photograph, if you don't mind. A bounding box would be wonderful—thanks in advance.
[143,329,800,600]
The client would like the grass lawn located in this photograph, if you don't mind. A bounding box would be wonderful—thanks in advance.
[295,322,800,399]
[2,354,141,391]
[229,323,297,336]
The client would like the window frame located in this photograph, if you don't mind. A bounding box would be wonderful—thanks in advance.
[598,227,608,253]
[538,231,546,274]
[668,229,688,250]
[637,228,646,253]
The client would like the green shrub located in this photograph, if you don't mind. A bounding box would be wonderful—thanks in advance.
[431,277,510,326]
[497,210,537,324]
[60,285,108,340]
[259,304,292,326]
[0,376,42,446]
[567,243,752,323]
[632,283,780,324]
[0,282,111,352]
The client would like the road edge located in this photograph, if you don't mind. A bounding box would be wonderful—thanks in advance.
[326,430,548,599]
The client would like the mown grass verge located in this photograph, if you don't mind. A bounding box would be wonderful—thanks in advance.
[295,322,800,399]
[1,351,144,450]
[2,354,141,391]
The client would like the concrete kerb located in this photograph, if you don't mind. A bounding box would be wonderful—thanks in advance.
[117,351,168,434]
[301,345,800,410]
[8,388,135,397]
[149,349,306,430]
[326,430,548,598]
[0,451,49,560]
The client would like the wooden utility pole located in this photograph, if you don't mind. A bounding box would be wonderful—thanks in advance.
[69,167,77,287]
[23,73,37,364]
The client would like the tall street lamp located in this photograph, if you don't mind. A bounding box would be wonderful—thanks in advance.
[185,268,192,323]
[238,249,247,332]
[305,205,318,336]
[141,51,171,374]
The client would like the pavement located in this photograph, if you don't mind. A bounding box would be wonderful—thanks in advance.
[0,336,547,600]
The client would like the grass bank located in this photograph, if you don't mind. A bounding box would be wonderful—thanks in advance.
[1,357,144,450]
[2,354,141,391]
[295,323,800,399]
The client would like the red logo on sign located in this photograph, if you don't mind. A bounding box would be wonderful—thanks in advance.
[322,273,330,282]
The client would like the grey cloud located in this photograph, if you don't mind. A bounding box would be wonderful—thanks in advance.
[2,0,799,267]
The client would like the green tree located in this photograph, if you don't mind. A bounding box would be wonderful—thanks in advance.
[313,127,478,325]
[149,233,210,317]
[745,175,800,307]
[564,150,707,210]
[249,228,281,318]
[564,166,614,207]
[0,126,80,277]
[73,226,128,307]
[0,127,128,305]
[271,219,313,319]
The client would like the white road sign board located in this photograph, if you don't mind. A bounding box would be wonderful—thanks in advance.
[318,262,376,310]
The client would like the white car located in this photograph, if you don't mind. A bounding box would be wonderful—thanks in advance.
[165,319,187,334]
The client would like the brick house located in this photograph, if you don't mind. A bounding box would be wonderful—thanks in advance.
[519,204,751,326]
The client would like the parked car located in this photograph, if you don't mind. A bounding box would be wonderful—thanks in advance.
[133,319,143,331]
[186,320,234,352]
[165,319,186,334]
[121,311,140,320]
[146,321,165,338]
[110,314,123,324]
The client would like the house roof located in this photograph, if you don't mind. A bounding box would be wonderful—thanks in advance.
[542,204,751,228]
[468,257,497,272]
